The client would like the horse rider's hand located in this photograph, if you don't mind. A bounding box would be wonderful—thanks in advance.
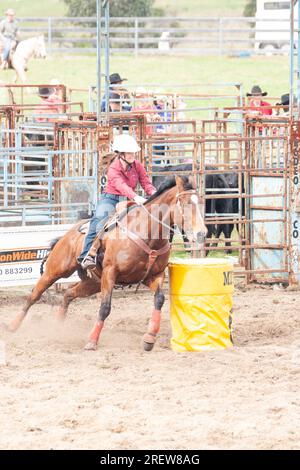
[134,195,147,205]
[116,200,129,213]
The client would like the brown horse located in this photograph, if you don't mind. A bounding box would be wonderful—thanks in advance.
[8,176,207,351]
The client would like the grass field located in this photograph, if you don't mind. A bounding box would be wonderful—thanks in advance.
[1,0,248,18]
[154,0,248,17]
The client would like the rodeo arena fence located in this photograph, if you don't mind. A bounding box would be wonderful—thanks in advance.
[1,81,300,288]
[14,16,296,56]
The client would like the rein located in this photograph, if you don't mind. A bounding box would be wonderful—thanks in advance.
[142,188,199,228]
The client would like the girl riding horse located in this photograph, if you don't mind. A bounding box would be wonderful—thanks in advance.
[77,133,156,270]
[8,152,207,351]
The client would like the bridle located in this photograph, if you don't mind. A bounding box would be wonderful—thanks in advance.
[140,188,200,232]
[175,189,199,217]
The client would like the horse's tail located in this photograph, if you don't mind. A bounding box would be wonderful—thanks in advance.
[40,237,61,275]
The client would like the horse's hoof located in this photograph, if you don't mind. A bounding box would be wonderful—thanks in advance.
[7,316,23,332]
[142,333,156,352]
[84,341,97,351]
[143,341,154,352]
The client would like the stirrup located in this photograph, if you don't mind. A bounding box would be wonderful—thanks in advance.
[81,255,97,270]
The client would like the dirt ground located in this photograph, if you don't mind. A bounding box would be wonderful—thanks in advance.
[0,283,300,450]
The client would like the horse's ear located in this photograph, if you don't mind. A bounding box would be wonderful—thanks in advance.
[175,175,185,193]
[188,174,196,189]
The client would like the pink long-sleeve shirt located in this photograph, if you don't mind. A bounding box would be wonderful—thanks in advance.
[105,157,156,199]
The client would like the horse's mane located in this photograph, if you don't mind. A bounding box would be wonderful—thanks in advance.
[21,36,40,42]
[17,37,36,46]
[146,175,193,204]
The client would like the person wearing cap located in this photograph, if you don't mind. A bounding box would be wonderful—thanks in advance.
[101,73,131,113]
[77,133,156,269]
[0,9,20,69]
[34,86,64,122]
[246,85,272,118]
[25,86,64,144]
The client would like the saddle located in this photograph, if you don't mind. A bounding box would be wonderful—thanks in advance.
[103,200,137,232]
[77,200,137,235]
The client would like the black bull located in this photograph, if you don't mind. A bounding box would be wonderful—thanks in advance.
[152,164,239,253]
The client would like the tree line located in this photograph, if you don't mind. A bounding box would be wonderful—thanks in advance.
[63,0,257,18]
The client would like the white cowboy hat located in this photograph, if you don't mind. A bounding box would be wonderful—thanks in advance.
[135,87,150,98]
[5,9,15,15]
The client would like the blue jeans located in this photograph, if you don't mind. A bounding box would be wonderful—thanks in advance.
[3,38,12,61]
[79,193,123,260]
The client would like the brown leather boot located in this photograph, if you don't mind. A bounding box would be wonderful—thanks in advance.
[89,236,101,258]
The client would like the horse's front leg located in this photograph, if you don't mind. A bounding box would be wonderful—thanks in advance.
[143,273,165,352]
[84,265,116,351]
[12,61,26,84]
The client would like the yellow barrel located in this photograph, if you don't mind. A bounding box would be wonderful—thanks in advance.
[168,258,234,352]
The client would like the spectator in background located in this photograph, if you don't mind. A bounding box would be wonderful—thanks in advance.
[246,85,272,118]
[49,78,63,101]
[153,92,171,165]
[101,73,131,113]
[132,87,163,165]
[132,87,161,135]
[35,86,64,122]
[25,86,64,145]
[276,93,290,115]
[153,92,171,131]
[0,9,20,69]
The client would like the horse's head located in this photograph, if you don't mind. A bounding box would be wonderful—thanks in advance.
[34,35,47,59]
[173,176,207,244]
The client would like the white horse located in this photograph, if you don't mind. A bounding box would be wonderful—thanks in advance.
[10,35,47,83]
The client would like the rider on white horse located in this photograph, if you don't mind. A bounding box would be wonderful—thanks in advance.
[0,8,20,69]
